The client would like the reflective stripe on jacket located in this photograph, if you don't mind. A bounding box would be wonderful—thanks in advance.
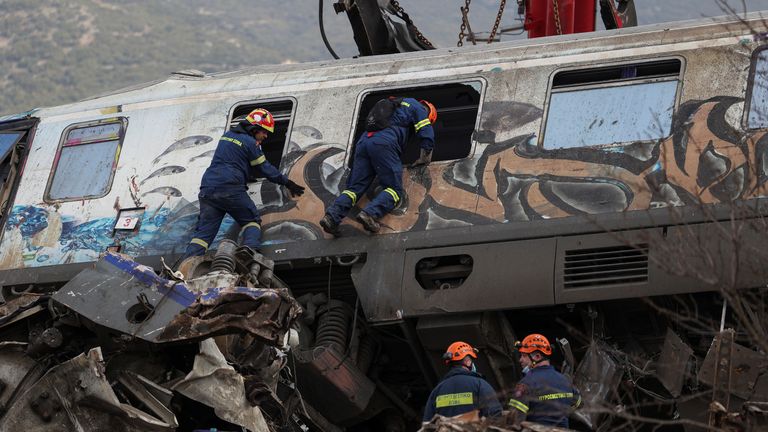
[423,367,502,422]
[507,365,581,428]
[389,97,435,152]
[201,128,287,191]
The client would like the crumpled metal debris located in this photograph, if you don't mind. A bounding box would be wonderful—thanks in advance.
[0,250,305,431]
[172,338,270,432]
[0,347,176,431]
[157,286,301,345]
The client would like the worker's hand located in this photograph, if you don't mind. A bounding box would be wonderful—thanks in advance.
[285,180,305,197]
[410,148,433,168]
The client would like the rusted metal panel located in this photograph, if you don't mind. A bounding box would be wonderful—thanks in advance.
[699,330,768,402]
[293,345,376,425]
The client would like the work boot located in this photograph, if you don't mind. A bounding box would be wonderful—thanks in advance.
[356,211,380,233]
[319,214,341,237]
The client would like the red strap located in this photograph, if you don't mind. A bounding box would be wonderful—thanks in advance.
[367,132,375,137]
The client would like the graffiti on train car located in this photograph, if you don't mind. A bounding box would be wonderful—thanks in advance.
[1,96,765,269]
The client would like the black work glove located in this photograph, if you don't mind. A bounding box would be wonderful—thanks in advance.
[410,148,433,168]
[284,180,305,197]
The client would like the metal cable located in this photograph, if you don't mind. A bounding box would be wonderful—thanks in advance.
[319,0,340,59]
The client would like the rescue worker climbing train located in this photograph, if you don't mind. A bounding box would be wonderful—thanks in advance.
[183,108,305,259]
[508,334,582,428]
[320,96,437,235]
[423,341,502,422]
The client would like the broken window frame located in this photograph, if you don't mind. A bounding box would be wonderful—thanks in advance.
[744,45,768,130]
[228,98,296,172]
[45,118,128,203]
[540,57,685,149]
[347,79,486,167]
[0,132,23,166]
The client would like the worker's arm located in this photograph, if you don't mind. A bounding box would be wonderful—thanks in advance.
[422,390,437,423]
[571,385,582,409]
[477,381,503,418]
[246,141,288,185]
[506,383,531,426]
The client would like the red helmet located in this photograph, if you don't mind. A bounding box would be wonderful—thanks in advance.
[442,341,478,364]
[516,334,552,356]
[244,108,275,133]
[420,99,437,124]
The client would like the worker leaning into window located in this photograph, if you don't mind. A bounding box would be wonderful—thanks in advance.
[422,341,502,423]
[183,108,305,259]
[507,334,582,428]
[319,97,436,236]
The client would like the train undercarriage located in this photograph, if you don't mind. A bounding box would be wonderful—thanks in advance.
[0,241,766,432]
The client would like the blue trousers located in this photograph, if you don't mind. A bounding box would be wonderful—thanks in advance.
[184,188,262,258]
[326,136,403,224]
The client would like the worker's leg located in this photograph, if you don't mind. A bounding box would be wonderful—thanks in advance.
[220,190,263,250]
[361,142,403,219]
[324,141,375,225]
[183,194,226,258]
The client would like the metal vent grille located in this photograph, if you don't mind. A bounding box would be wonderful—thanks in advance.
[563,244,649,289]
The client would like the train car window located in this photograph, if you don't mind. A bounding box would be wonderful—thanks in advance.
[0,132,23,165]
[350,81,482,166]
[229,99,295,169]
[543,59,682,149]
[0,132,24,192]
[46,118,127,202]
[746,48,768,129]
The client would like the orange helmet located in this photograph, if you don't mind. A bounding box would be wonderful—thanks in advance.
[244,108,275,133]
[442,341,478,364]
[516,334,552,356]
[420,99,437,124]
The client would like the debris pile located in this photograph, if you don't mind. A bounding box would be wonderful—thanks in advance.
[0,242,304,431]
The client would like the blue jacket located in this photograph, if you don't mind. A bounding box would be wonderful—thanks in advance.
[423,367,502,422]
[387,97,435,152]
[508,365,581,428]
[200,128,287,192]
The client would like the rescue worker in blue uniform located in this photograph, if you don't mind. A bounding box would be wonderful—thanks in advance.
[423,341,502,423]
[183,108,305,259]
[319,97,437,235]
[508,334,582,428]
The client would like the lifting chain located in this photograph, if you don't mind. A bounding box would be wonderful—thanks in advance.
[457,0,472,47]
[552,0,563,35]
[487,0,507,43]
[389,0,435,49]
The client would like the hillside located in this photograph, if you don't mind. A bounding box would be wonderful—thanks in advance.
[1,0,766,116]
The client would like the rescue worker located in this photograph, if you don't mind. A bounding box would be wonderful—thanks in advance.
[319,97,437,236]
[507,334,581,428]
[183,108,305,259]
[422,341,502,422]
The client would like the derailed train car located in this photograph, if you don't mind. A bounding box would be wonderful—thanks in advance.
[1,12,768,431]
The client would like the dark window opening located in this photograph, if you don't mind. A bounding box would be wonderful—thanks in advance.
[0,132,24,191]
[416,254,473,290]
[0,130,26,219]
[350,81,482,166]
[230,100,294,168]
[552,59,682,88]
